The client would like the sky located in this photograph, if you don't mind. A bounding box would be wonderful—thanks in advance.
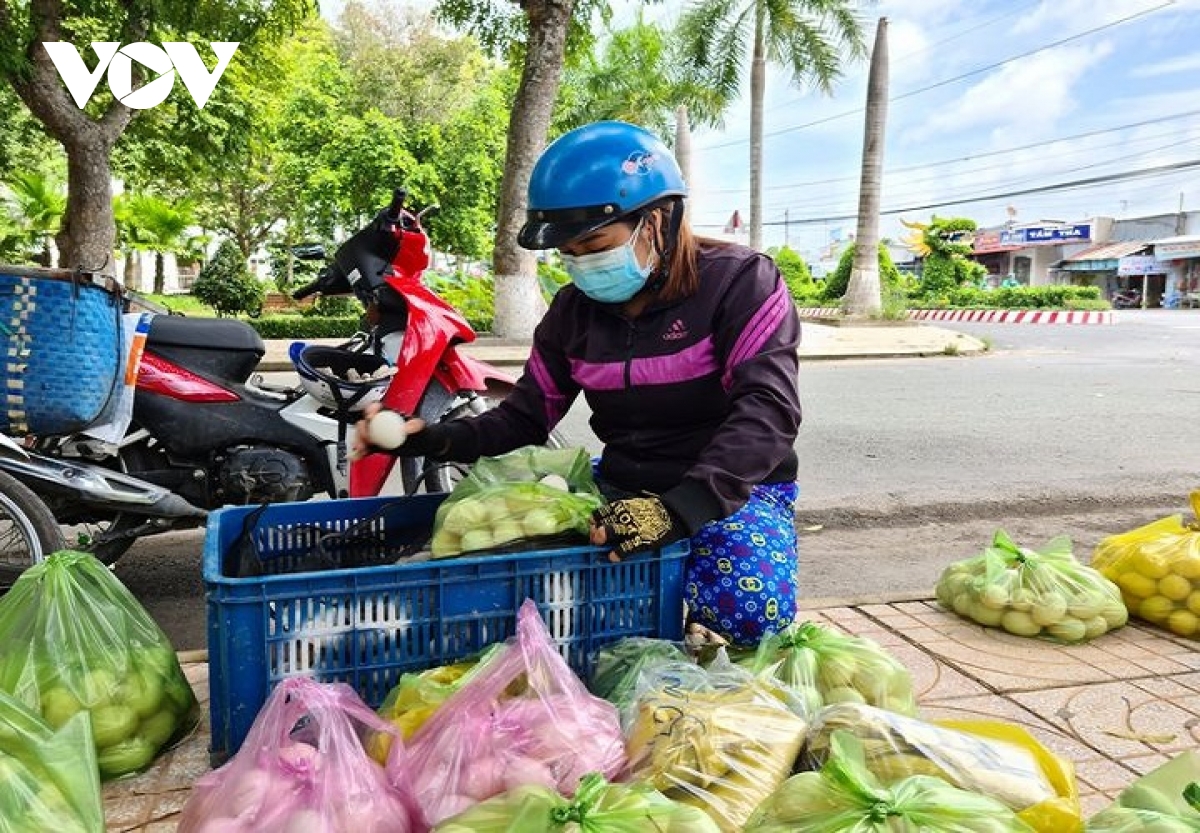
[666,0,1200,262]
[321,0,1200,264]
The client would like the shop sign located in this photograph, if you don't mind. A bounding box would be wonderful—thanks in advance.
[1154,238,1200,260]
[1000,224,1091,246]
[1117,255,1165,275]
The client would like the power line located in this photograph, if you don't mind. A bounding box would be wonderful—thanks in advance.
[694,1,1174,153]
[765,1,1042,116]
[692,158,1200,228]
[701,107,1200,196]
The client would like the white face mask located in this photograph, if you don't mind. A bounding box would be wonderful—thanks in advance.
[559,217,654,303]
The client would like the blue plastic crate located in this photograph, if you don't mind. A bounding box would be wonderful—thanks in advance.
[203,493,688,763]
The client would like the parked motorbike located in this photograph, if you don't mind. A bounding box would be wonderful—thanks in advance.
[0,434,65,588]
[1112,289,1142,309]
[23,189,532,565]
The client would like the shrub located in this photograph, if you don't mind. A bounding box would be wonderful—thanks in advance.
[425,270,494,332]
[822,243,902,301]
[192,240,264,317]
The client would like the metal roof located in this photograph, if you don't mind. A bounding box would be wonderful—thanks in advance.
[1061,240,1150,262]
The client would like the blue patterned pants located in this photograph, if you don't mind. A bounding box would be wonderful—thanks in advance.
[684,482,800,646]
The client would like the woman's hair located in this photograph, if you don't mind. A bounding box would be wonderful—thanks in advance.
[643,199,730,302]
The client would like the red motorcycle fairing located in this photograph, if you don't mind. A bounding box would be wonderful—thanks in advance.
[137,352,240,403]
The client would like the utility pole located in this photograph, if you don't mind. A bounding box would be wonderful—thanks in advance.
[784,209,790,247]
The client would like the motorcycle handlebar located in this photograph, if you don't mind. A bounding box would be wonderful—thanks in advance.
[384,188,408,224]
[292,277,324,300]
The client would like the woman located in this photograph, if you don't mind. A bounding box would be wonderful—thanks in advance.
[356,121,803,645]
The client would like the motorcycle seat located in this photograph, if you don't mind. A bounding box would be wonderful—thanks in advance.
[148,315,266,356]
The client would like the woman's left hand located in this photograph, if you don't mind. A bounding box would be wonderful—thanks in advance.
[590,496,684,562]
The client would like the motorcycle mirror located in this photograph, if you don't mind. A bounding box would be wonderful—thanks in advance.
[291,243,328,261]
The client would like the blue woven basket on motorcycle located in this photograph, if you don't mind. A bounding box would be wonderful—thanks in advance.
[0,265,124,437]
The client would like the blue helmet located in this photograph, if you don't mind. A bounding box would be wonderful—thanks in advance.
[518,121,688,250]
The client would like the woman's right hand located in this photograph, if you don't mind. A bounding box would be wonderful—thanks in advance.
[351,403,427,460]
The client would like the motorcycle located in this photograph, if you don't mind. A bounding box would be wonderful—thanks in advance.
[19,189,532,565]
[0,434,65,588]
[1112,289,1142,309]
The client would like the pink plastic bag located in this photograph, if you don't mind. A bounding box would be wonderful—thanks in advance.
[178,677,417,833]
[405,599,627,827]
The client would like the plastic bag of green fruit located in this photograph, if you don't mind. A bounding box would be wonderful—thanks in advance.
[741,620,917,718]
[934,530,1127,643]
[745,730,1036,832]
[0,687,103,832]
[433,772,722,832]
[0,550,199,780]
[803,703,1082,832]
[431,446,604,558]
[1088,751,1200,831]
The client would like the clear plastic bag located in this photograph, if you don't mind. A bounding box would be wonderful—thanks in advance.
[178,677,417,833]
[0,688,103,833]
[1093,492,1200,640]
[368,644,503,764]
[406,599,627,827]
[745,731,1035,832]
[587,637,691,712]
[622,650,809,831]
[1087,751,1200,830]
[934,530,1126,643]
[432,772,722,832]
[0,550,198,779]
[745,621,916,717]
[431,446,604,557]
[803,703,1082,832]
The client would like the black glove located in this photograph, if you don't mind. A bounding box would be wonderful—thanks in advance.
[591,496,686,558]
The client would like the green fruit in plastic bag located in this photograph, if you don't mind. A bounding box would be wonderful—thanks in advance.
[96,735,157,778]
[40,687,83,729]
[139,709,179,748]
[78,667,117,707]
[161,672,197,717]
[118,669,165,719]
[90,704,139,748]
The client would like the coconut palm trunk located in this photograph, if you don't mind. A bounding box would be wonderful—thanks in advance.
[749,10,766,251]
[843,17,889,318]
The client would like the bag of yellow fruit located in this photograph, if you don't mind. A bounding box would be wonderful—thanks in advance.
[1093,492,1200,640]
[935,530,1126,643]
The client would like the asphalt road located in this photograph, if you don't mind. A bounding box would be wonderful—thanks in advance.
[113,309,1200,650]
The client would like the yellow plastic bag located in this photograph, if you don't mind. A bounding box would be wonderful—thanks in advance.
[1093,492,1200,640]
[804,704,1083,833]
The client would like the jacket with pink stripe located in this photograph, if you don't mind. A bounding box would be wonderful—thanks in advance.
[453,241,802,534]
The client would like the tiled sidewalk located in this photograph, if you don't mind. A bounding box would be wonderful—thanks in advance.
[102,597,1200,829]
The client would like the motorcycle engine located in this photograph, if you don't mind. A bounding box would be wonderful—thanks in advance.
[218,446,313,504]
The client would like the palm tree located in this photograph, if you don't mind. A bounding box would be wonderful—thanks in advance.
[118,194,199,294]
[843,17,889,318]
[5,169,65,266]
[678,0,867,250]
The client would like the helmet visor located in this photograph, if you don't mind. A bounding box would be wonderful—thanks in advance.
[517,202,626,250]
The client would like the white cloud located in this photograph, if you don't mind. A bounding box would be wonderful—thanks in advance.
[1131,53,1200,78]
[904,41,1114,142]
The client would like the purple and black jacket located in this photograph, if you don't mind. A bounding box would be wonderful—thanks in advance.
[449,241,802,534]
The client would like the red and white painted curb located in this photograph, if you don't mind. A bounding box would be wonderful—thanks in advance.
[796,307,1115,325]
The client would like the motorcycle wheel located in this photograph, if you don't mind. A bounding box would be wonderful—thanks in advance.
[0,469,64,589]
[401,380,568,496]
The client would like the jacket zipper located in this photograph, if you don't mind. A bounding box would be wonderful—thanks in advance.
[624,320,636,389]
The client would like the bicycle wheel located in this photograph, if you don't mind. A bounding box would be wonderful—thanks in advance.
[0,469,64,589]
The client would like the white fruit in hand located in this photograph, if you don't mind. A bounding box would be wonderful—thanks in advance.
[369,410,408,449]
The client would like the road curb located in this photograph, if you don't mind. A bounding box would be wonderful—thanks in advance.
[795,307,1116,325]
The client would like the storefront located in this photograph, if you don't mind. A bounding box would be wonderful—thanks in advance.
[1151,235,1200,306]
[1056,240,1156,302]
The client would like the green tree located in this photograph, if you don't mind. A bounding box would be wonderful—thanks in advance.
[4,168,65,266]
[823,241,899,301]
[557,16,729,137]
[115,193,198,294]
[678,0,867,250]
[193,239,263,317]
[768,245,814,300]
[0,0,312,270]
[436,0,604,338]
